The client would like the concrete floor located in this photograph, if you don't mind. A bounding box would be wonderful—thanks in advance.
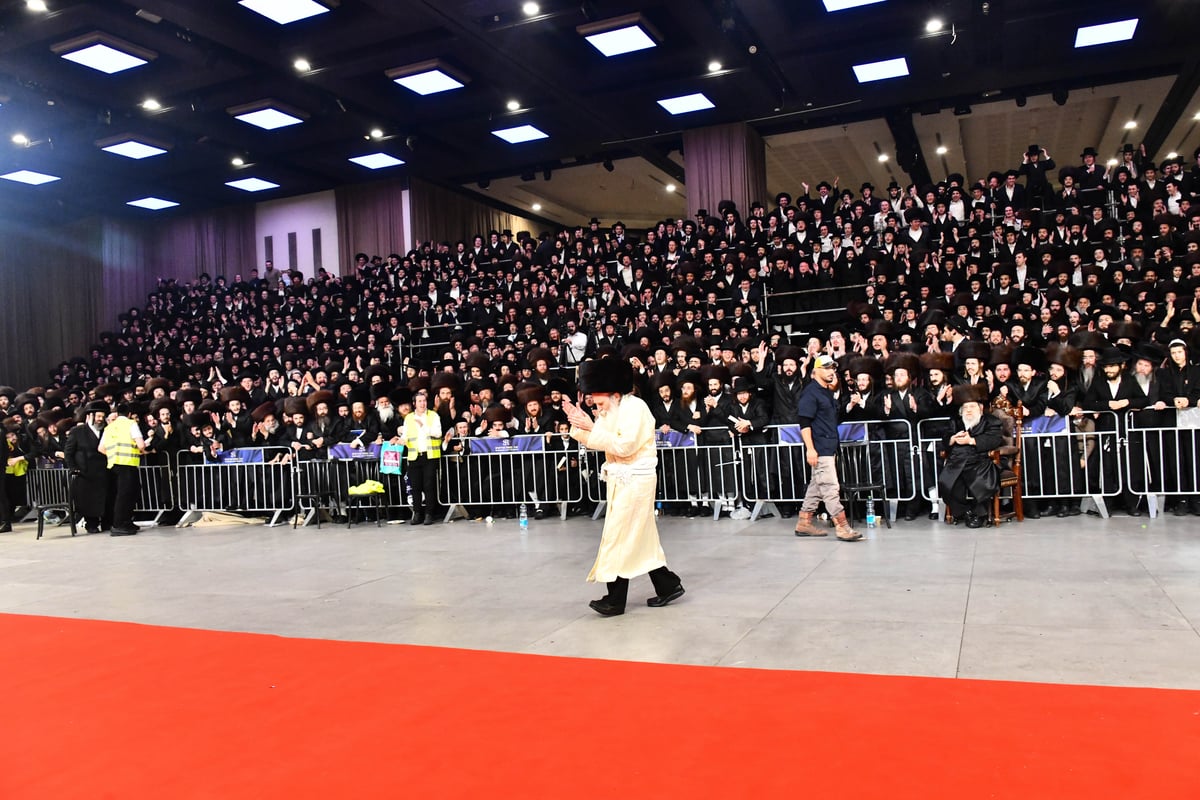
[3,510,1200,689]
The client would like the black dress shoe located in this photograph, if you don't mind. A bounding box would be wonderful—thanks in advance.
[110,526,138,536]
[534,506,545,520]
[1055,505,1068,518]
[647,586,685,607]
[1025,506,1041,519]
[1126,506,1143,517]
[1065,506,1081,516]
[423,514,436,525]
[904,509,920,521]
[966,513,986,529]
[0,523,11,533]
[928,511,940,520]
[1043,503,1060,517]
[409,514,423,526]
[85,524,102,534]
[588,598,624,616]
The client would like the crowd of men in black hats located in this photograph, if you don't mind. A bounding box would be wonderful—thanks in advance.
[3,140,1200,529]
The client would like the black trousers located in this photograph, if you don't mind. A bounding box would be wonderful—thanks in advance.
[408,453,438,516]
[604,567,682,610]
[945,475,990,519]
[110,465,140,528]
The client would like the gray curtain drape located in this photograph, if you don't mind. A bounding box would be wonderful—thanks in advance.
[0,218,104,388]
[408,178,541,248]
[682,122,769,220]
[335,179,409,275]
[0,207,255,389]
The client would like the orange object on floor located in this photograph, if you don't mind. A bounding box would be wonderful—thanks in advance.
[1,612,1197,799]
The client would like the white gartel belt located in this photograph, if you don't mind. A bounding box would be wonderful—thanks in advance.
[600,457,657,484]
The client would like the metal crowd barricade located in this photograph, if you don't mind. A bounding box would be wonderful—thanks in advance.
[1021,411,1122,517]
[587,427,746,521]
[135,464,175,526]
[1123,409,1196,519]
[175,447,295,527]
[918,411,1123,520]
[915,417,954,520]
[294,447,413,525]
[441,434,582,521]
[741,420,918,522]
[26,465,76,538]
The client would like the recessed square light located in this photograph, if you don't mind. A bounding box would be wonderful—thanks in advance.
[52,33,156,75]
[0,170,60,185]
[583,25,655,57]
[852,57,909,83]
[225,177,280,192]
[578,14,660,57]
[238,0,330,25]
[100,139,169,159]
[387,60,469,95]
[349,153,406,169]
[127,197,179,210]
[657,93,715,115]
[232,107,305,130]
[394,69,463,95]
[1074,18,1138,48]
[823,0,886,10]
[491,125,549,144]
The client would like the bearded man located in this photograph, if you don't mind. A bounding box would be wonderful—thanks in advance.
[938,383,1003,528]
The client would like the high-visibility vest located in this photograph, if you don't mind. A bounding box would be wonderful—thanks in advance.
[403,411,441,461]
[101,416,140,468]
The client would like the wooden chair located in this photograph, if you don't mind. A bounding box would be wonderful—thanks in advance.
[989,401,1025,525]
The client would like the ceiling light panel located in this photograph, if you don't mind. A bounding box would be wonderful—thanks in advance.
[852,57,909,83]
[228,101,307,130]
[127,197,179,210]
[225,177,279,192]
[349,153,406,169]
[1,170,60,185]
[98,136,170,159]
[238,0,330,25]
[657,93,715,115]
[52,33,156,75]
[1074,19,1138,48]
[823,0,886,11]
[387,61,468,95]
[578,14,661,57]
[491,125,548,144]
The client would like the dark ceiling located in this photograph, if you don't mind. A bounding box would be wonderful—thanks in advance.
[0,0,1196,225]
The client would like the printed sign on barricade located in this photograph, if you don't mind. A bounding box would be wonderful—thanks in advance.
[470,435,545,454]
[217,448,265,464]
[329,443,383,461]
[379,442,404,476]
[655,430,696,448]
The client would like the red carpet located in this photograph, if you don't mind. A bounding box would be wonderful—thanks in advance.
[1,613,1196,799]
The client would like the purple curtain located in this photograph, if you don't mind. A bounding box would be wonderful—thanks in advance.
[408,178,542,248]
[0,218,104,388]
[335,179,409,275]
[682,123,768,220]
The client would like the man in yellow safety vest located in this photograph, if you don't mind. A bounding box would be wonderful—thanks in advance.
[99,402,146,536]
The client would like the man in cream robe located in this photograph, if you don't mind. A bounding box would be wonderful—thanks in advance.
[565,358,685,616]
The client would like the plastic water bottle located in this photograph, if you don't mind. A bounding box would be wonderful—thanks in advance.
[655,501,663,517]
[866,499,877,528]
[519,503,529,530]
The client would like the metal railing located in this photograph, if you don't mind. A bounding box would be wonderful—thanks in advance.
[441,434,583,521]
[176,447,295,527]
[1124,409,1200,518]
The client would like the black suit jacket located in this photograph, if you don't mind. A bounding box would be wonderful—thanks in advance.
[65,424,107,478]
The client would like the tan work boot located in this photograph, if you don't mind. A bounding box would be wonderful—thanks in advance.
[793,510,827,537]
[832,511,864,541]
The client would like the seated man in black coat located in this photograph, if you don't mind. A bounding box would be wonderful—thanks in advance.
[938,383,1004,528]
